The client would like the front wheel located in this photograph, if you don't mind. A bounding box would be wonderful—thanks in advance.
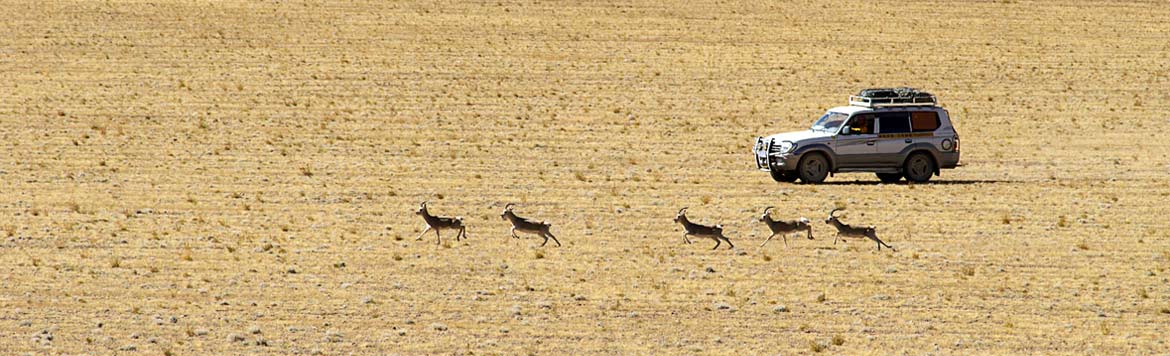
[903,153,935,183]
[770,169,798,183]
[797,153,829,184]
[876,173,903,184]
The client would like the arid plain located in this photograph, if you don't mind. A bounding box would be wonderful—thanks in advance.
[2,0,1169,354]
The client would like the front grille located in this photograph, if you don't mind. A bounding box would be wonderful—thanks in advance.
[768,140,785,156]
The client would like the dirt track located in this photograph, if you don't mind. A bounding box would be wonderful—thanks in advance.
[1,0,1169,354]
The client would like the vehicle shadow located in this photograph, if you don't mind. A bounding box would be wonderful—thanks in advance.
[817,179,1013,186]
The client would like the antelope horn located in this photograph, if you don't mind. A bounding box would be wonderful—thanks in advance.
[420,201,428,209]
[829,208,843,217]
[762,206,775,216]
[677,207,688,215]
[504,203,515,211]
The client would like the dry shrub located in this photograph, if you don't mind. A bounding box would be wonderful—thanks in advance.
[809,340,826,353]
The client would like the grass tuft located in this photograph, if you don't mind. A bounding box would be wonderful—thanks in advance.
[809,340,826,353]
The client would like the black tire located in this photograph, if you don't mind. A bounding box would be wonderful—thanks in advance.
[797,153,829,184]
[876,173,902,184]
[770,169,798,183]
[903,152,935,183]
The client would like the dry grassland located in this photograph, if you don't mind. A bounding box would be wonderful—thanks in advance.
[2,0,1169,354]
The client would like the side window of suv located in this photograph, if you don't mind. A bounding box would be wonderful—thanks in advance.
[878,112,910,134]
[844,114,875,135]
[911,112,940,132]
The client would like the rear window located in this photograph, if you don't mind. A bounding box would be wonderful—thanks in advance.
[911,112,941,132]
[878,112,910,134]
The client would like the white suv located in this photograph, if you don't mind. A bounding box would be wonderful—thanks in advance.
[752,88,960,183]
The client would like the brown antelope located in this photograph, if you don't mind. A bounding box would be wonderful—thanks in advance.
[500,203,561,247]
[824,208,894,251]
[414,201,467,245]
[674,207,733,250]
[758,207,813,247]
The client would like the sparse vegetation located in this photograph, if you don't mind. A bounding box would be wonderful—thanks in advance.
[831,335,845,346]
[809,340,826,353]
[1,1,1165,354]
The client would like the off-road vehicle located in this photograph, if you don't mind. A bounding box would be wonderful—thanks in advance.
[752,88,960,183]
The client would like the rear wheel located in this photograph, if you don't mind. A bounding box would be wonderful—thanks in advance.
[903,153,935,183]
[770,169,798,183]
[876,173,903,184]
[797,153,829,184]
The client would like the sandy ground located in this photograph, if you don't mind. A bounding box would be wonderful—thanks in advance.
[1,0,1169,354]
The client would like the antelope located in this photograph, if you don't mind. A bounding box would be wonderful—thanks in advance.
[414,201,467,245]
[673,207,734,250]
[500,203,561,247]
[824,208,894,251]
[758,207,813,247]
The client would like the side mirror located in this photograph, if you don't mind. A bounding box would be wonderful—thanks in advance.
[839,125,851,135]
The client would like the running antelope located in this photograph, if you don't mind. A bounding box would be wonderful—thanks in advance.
[674,207,734,250]
[414,201,466,245]
[500,203,561,247]
[758,207,813,247]
[824,208,894,251]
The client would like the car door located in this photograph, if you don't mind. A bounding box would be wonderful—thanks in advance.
[875,111,912,165]
[833,114,878,167]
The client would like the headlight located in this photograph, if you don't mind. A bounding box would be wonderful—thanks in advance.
[775,140,796,154]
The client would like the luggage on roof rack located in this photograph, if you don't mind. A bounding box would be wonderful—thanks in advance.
[849,87,937,108]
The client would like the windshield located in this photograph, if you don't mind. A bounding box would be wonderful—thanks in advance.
[811,111,849,132]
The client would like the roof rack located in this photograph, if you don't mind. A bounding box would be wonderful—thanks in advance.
[849,87,937,108]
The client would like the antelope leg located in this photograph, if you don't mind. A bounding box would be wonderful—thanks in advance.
[546,231,562,247]
[416,226,432,241]
[760,233,775,247]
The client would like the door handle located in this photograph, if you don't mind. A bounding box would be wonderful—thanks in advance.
[866,140,875,146]
[904,138,912,143]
